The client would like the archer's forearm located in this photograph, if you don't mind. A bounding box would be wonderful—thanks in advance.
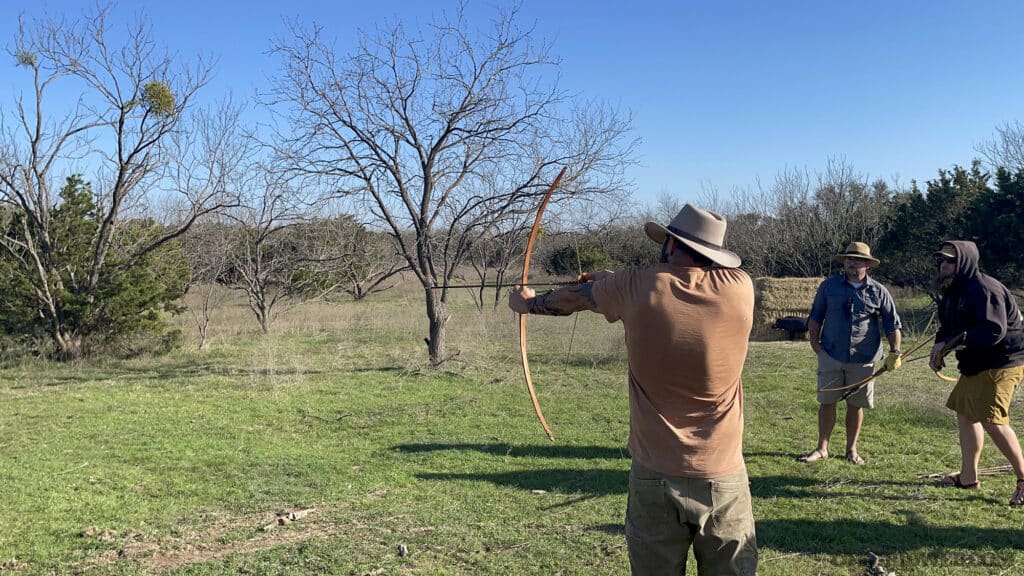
[528,283,599,316]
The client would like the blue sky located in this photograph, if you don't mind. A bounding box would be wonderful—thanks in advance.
[3,1,1023,206]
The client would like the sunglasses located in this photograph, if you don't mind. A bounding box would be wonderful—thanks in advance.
[935,256,956,266]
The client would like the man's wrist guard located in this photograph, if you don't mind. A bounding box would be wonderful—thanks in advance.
[528,292,571,316]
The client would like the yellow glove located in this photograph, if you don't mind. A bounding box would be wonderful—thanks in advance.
[884,351,902,372]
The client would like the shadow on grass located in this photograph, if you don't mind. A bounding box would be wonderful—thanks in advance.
[413,468,1020,555]
[747,474,966,502]
[561,355,627,369]
[757,516,1023,555]
[592,523,625,535]
[9,361,339,389]
[406,443,1023,554]
[346,366,412,374]
[417,468,628,496]
[394,442,628,460]
[399,445,945,495]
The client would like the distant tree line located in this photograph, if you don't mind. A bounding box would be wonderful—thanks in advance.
[534,157,1024,295]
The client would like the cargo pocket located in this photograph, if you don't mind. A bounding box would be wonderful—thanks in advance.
[626,475,669,544]
[709,478,757,575]
[710,478,753,535]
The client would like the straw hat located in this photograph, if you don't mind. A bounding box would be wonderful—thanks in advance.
[643,204,741,268]
[834,242,880,267]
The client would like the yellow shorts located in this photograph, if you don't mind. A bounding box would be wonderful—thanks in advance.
[945,365,1024,424]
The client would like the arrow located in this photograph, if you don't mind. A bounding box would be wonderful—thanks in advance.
[427,280,581,290]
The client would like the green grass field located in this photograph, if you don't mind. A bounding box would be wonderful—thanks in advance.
[1,289,1023,575]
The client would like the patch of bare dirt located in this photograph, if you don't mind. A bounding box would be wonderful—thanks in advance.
[75,506,363,574]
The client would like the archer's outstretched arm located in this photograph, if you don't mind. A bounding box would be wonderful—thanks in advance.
[508,276,604,316]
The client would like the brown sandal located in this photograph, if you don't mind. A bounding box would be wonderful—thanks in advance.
[797,449,828,463]
[1010,479,1024,506]
[937,473,981,489]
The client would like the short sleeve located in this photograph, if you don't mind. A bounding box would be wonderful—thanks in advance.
[591,268,635,323]
[808,281,828,324]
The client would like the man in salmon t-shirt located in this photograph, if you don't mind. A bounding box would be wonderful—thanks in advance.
[509,204,756,575]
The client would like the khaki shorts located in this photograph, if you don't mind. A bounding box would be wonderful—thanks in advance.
[625,461,757,576]
[946,365,1024,424]
[817,350,876,408]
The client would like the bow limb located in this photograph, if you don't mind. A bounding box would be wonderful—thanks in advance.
[828,325,939,397]
[931,331,966,383]
[834,366,888,401]
[519,313,554,441]
[519,166,567,441]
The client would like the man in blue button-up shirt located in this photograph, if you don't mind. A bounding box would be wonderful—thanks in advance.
[798,242,902,465]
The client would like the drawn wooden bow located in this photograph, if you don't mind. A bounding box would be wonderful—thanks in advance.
[519,166,567,441]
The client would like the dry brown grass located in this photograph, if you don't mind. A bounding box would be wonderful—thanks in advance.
[175,280,627,376]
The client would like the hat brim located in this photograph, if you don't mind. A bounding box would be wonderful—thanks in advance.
[834,254,880,267]
[644,222,742,268]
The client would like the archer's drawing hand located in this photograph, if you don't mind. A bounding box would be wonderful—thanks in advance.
[508,285,536,314]
[578,270,613,283]
[929,342,946,372]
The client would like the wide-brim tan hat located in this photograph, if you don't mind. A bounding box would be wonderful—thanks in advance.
[643,204,741,268]
[834,241,880,267]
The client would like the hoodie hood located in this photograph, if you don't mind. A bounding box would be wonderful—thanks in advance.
[939,240,980,285]
[934,239,1024,375]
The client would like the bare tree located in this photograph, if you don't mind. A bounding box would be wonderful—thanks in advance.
[698,181,781,277]
[812,158,891,256]
[218,170,315,334]
[712,167,823,277]
[170,99,254,348]
[465,218,528,310]
[180,220,233,348]
[709,159,895,278]
[302,215,408,301]
[338,234,408,301]
[265,6,635,365]
[977,121,1024,171]
[0,6,235,358]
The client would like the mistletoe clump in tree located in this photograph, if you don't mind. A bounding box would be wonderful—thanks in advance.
[0,5,239,359]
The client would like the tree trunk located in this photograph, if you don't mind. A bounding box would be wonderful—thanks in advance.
[492,270,508,310]
[250,295,271,335]
[425,290,448,366]
[54,327,83,361]
[258,309,270,335]
[194,283,215,349]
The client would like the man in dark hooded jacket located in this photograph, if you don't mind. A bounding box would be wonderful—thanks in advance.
[929,240,1024,506]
